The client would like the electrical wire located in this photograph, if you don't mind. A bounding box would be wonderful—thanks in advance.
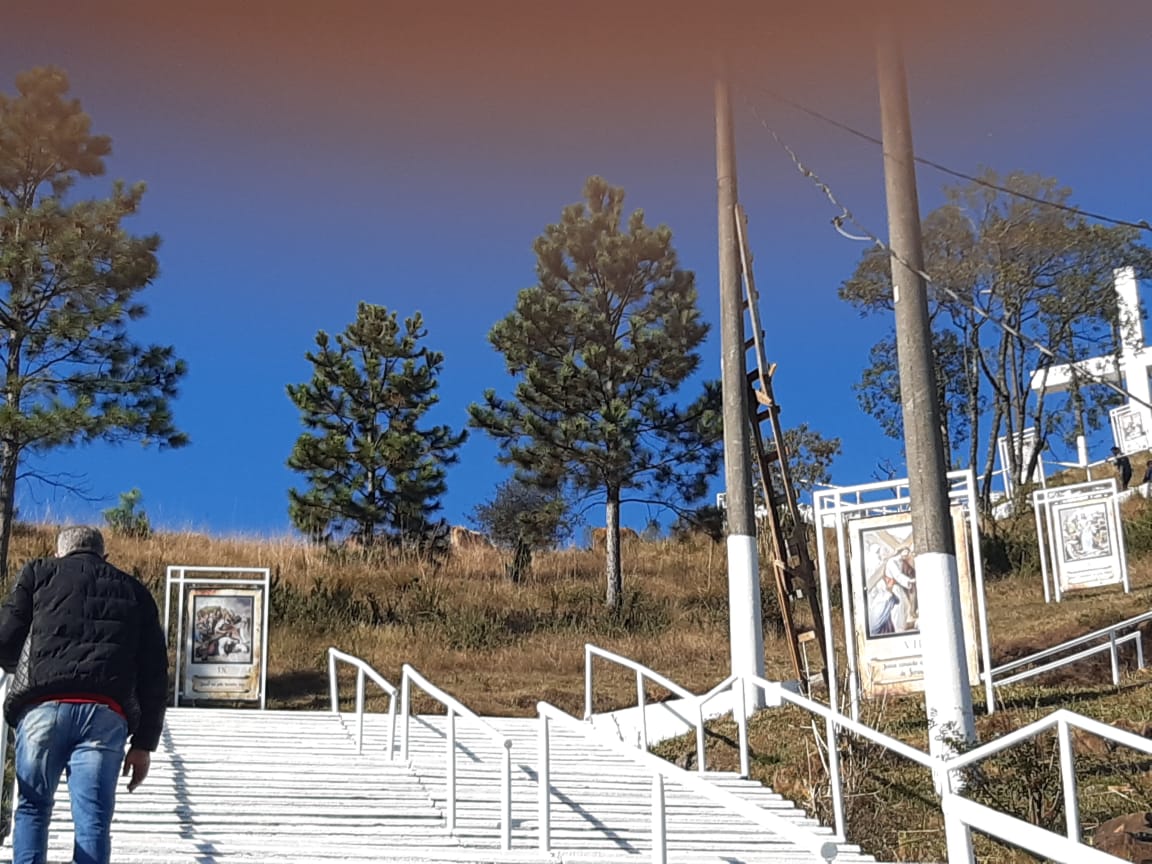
[743,97,1152,413]
[742,81,1152,234]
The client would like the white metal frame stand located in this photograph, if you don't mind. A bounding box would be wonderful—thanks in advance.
[1032,479,1129,603]
[164,565,271,709]
[813,468,993,721]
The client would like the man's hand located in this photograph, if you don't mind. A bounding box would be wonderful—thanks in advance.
[122,748,150,792]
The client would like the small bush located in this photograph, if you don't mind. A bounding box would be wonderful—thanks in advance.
[103,489,152,539]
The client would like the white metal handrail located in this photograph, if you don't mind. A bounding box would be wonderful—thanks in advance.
[326,647,398,756]
[697,673,747,773]
[583,643,707,772]
[734,673,1148,863]
[536,701,841,863]
[993,632,1142,689]
[940,707,1152,849]
[942,795,1125,863]
[400,663,514,850]
[989,609,1152,687]
[740,675,937,844]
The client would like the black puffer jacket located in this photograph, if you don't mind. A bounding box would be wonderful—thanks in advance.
[0,551,168,751]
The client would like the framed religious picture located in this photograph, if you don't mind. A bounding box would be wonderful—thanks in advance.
[181,587,265,702]
[847,507,980,698]
[1110,404,1151,455]
[1050,496,1124,593]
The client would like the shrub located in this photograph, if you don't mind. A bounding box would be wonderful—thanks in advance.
[102,489,152,539]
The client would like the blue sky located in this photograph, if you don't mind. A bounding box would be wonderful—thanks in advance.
[3,2,1151,537]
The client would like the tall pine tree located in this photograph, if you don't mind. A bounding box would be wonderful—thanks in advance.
[0,67,187,577]
[286,303,465,549]
[470,176,721,609]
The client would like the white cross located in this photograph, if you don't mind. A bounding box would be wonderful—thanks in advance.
[1030,266,1152,450]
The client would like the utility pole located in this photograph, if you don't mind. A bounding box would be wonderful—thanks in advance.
[877,21,975,750]
[876,24,977,862]
[715,68,765,706]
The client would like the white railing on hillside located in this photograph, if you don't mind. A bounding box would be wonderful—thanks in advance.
[400,663,514,850]
[728,675,1141,863]
[989,610,1150,692]
[326,647,399,756]
[583,644,707,772]
[939,708,1152,852]
[581,645,1141,863]
[743,675,937,847]
[537,701,842,864]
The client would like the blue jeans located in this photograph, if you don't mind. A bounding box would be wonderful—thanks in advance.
[13,701,128,864]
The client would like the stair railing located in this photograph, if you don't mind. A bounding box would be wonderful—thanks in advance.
[326,647,398,756]
[537,700,841,863]
[988,609,1150,693]
[401,663,514,850]
[737,675,1147,864]
[583,643,707,771]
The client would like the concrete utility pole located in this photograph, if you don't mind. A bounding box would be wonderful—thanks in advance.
[876,20,976,752]
[715,69,765,706]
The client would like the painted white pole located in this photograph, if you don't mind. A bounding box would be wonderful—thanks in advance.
[716,71,766,710]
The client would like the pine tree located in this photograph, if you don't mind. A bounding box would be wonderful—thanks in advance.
[470,176,721,609]
[286,303,465,550]
[0,67,187,577]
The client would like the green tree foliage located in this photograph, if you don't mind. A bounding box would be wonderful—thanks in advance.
[0,67,187,576]
[470,176,721,609]
[765,423,842,501]
[286,303,466,550]
[102,487,151,539]
[840,171,1152,509]
[471,477,571,583]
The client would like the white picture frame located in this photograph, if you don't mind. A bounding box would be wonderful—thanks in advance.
[165,566,271,708]
[1110,403,1151,455]
[847,507,980,698]
[1032,479,1129,602]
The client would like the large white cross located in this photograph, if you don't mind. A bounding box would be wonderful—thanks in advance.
[1030,266,1152,449]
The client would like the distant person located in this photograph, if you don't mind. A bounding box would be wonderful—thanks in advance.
[1110,446,1133,490]
[1143,458,1152,488]
[0,526,168,864]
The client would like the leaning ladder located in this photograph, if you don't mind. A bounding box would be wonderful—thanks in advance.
[734,203,829,689]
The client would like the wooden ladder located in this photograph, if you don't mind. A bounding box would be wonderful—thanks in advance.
[734,203,829,690]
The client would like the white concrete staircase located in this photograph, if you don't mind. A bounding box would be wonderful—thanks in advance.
[3,707,889,863]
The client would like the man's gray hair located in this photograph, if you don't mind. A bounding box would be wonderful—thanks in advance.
[56,526,105,558]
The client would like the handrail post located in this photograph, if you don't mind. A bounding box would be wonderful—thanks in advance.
[401,671,411,762]
[355,668,365,755]
[1139,634,1146,671]
[827,712,845,842]
[940,773,976,864]
[1057,718,1081,844]
[501,740,512,850]
[584,645,593,719]
[737,678,749,779]
[1109,631,1120,685]
[636,670,648,750]
[327,649,338,713]
[695,703,707,774]
[446,709,456,831]
[538,715,551,852]
[651,774,667,864]
[387,693,397,761]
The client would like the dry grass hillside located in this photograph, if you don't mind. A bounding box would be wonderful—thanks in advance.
[6,498,1152,863]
